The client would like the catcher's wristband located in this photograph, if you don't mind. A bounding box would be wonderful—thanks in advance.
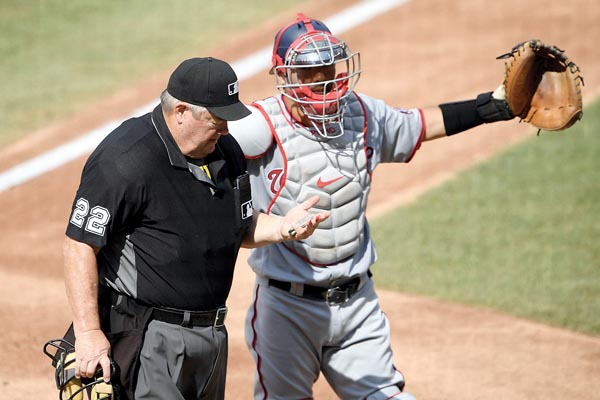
[475,91,514,123]
[440,92,514,136]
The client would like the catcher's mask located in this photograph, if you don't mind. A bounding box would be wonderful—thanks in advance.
[271,13,361,138]
[43,338,115,400]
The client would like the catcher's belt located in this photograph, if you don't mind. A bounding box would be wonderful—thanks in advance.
[267,270,371,305]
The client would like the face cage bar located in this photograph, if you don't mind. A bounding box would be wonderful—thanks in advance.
[43,338,115,400]
[274,52,361,138]
[286,31,347,66]
[60,378,114,400]
[43,339,76,390]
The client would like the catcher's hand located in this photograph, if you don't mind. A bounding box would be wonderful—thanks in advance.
[497,39,584,131]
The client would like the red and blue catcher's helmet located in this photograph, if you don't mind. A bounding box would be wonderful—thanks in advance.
[271,15,332,68]
[271,13,361,138]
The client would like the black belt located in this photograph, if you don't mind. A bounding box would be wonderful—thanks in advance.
[152,306,228,328]
[108,290,227,328]
[268,276,364,305]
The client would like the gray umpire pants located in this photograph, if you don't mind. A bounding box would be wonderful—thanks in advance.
[134,319,228,399]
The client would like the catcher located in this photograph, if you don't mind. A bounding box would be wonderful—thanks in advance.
[227,13,584,400]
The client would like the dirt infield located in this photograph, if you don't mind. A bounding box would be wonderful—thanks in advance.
[1,0,599,399]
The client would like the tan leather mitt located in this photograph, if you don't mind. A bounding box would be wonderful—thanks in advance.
[498,39,584,131]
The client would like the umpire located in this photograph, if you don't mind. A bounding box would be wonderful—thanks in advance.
[62,57,328,399]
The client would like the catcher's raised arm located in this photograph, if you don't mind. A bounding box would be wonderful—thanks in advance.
[498,39,584,131]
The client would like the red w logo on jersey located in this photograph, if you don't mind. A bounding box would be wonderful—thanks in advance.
[267,169,283,194]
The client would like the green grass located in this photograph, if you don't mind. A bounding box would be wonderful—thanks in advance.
[371,101,600,336]
[0,0,298,146]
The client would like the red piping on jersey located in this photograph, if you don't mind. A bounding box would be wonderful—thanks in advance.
[245,103,275,160]
[406,108,426,162]
[250,285,269,399]
[263,96,295,214]
[389,361,407,399]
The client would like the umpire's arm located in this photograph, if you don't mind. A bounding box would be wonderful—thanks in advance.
[242,195,330,248]
[63,236,112,383]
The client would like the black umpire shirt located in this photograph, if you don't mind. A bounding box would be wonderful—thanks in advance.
[66,105,253,310]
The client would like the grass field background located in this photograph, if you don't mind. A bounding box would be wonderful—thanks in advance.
[372,101,600,335]
[2,1,598,337]
[0,0,298,146]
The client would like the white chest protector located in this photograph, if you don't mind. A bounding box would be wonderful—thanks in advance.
[229,92,424,276]
[248,94,371,265]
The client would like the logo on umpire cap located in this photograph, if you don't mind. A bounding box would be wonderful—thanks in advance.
[228,81,240,96]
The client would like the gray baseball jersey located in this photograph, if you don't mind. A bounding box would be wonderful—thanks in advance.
[228,92,424,399]
[231,92,423,283]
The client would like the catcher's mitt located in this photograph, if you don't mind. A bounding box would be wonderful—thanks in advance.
[498,39,584,131]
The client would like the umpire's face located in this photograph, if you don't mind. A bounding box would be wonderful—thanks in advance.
[176,104,229,159]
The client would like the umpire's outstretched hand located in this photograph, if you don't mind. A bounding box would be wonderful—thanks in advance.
[279,195,330,241]
[242,195,330,248]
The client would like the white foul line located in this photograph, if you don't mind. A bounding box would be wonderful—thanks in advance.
[0,0,410,192]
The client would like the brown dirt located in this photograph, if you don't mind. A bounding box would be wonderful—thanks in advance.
[1,0,599,399]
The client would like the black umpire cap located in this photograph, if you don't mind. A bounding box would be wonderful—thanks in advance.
[167,57,251,121]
